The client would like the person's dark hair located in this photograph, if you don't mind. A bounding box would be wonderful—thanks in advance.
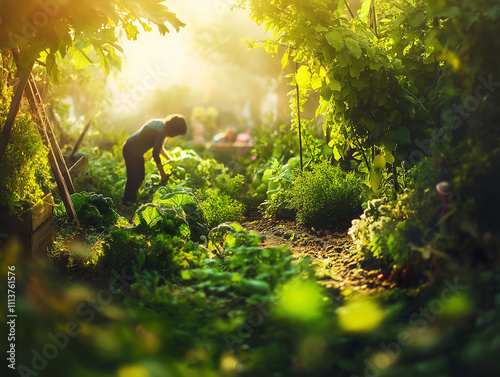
[164,114,187,137]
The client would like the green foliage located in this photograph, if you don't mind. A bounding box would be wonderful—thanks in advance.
[152,184,209,242]
[288,161,365,227]
[198,188,245,229]
[250,123,297,166]
[133,203,190,239]
[99,202,208,278]
[100,226,207,278]
[80,145,127,206]
[0,93,53,216]
[191,160,246,229]
[98,226,145,273]
[0,0,184,79]
[349,196,416,266]
[185,222,314,302]
[260,157,297,219]
[246,123,329,210]
[54,191,120,231]
[240,0,448,192]
[427,0,500,151]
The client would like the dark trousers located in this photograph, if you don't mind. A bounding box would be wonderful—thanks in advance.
[123,143,145,204]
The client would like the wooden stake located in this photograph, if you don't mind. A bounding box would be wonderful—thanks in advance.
[296,62,303,172]
[28,77,75,194]
[69,116,93,161]
[25,78,80,227]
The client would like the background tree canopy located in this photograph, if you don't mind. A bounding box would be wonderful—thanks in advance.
[0,0,185,79]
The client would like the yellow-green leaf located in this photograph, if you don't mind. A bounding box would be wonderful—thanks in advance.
[370,170,383,192]
[329,79,341,91]
[311,74,323,90]
[296,65,311,88]
[373,155,386,169]
[281,50,289,69]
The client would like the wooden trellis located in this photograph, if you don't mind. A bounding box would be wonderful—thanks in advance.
[0,54,80,227]
[25,74,80,227]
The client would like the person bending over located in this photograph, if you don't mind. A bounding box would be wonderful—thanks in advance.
[122,114,187,205]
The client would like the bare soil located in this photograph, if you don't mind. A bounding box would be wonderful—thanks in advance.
[242,212,395,296]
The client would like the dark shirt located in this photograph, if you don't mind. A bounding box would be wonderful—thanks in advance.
[124,119,168,159]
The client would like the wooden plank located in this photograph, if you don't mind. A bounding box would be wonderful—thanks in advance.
[30,217,54,255]
[0,195,53,233]
[0,61,34,163]
[68,155,86,175]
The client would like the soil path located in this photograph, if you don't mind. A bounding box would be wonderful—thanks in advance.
[242,213,392,296]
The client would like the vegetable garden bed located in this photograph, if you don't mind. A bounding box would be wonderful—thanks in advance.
[0,194,54,255]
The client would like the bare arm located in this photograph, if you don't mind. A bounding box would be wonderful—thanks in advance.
[157,140,173,183]
[160,147,170,161]
[152,152,168,182]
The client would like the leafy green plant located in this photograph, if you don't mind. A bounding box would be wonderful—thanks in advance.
[54,191,120,231]
[260,157,297,219]
[288,161,365,227]
[198,188,245,229]
[99,215,208,279]
[250,123,297,166]
[0,90,53,216]
[185,222,314,302]
[133,204,190,239]
[80,145,127,206]
[152,184,209,242]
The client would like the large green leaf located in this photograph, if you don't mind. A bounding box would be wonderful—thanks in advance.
[408,10,427,28]
[394,126,412,145]
[326,31,343,51]
[344,38,362,59]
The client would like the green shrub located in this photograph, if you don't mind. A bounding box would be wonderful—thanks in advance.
[0,96,53,215]
[348,157,443,267]
[349,195,423,266]
[198,188,245,229]
[288,161,365,227]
